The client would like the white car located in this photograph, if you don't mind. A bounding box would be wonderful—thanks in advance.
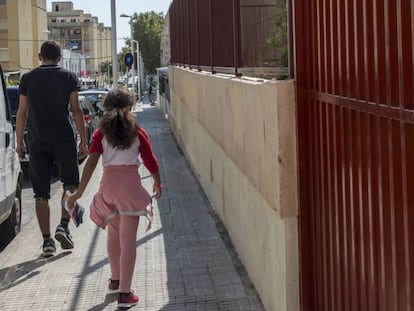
[0,65,23,245]
[69,95,100,146]
[78,90,108,116]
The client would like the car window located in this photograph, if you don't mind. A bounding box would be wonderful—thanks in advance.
[79,92,107,114]
[85,102,95,114]
[6,88,18,116]
[82,98,97,114]
[84,95,98,102]
[83,93,105,102]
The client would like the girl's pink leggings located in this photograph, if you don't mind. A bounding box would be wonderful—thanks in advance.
[107,214,140,293]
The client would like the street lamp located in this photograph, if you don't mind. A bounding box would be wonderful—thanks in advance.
[110,0,119,87]
[120,13,139,101]
[132,39,141,101]
[107,63,112,85]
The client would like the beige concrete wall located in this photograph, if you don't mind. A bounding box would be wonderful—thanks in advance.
[169,66,299,311]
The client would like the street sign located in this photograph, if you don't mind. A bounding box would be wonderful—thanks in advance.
[124,52,134,69]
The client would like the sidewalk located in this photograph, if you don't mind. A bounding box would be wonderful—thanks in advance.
[0,104,265,310]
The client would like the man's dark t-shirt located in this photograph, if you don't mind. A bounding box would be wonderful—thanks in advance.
[19,65,78,143]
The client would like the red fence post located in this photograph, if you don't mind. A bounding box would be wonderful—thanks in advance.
[209,0,215,73]
[232,0,241,76]
[196,0,200,71]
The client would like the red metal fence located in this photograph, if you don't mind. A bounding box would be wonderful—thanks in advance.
[169,0,288,77]
[295,0,414,310]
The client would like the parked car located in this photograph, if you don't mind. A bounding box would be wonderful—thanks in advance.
[6,86,30,169]
[6,85,18,116]
[78,90,108,117]
[70,95,100,144]
[0,67,23,245]
[80,95,100,143]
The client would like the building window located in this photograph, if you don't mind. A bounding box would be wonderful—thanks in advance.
[55,5,59,11]
[51,19,57,23]
[71,19,76,22]
[84,19,90,23]
[61,19,65,23]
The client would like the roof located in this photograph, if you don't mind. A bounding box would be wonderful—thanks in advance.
[79,90,109,94]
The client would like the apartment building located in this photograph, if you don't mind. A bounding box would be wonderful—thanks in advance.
[0,0,111,82]
[47,1,111,78]
[0,0,48,76]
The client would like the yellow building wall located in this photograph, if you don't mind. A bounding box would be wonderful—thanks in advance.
[32,0,48,68]
[0,0,46,74]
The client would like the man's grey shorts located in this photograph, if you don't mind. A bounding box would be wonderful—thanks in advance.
[29,140,79,199]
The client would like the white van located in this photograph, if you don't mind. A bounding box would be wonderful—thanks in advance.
[0,65,22,245]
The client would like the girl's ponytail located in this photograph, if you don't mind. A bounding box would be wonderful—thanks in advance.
[100,88,137,149]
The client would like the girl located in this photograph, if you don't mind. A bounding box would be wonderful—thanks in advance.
[66,88,162,308]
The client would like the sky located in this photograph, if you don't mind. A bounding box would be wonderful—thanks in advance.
[46,0,172,52]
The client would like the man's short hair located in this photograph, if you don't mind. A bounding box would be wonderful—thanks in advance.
[40,41,61,61]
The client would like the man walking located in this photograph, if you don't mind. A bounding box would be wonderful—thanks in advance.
[16,41,88,256]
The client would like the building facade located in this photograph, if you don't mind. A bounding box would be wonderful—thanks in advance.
[0,0,111,83]
[0,0,48,76]
[47,1,111,79]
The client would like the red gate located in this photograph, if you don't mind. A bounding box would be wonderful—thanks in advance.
[294,0,414,310]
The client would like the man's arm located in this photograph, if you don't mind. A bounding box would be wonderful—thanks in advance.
[69,91,88,157]
[16,94,28,158]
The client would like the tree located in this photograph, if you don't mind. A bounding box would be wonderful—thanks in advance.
[100,61,111,75]
[266,0,288,67]
[129,11,165,74]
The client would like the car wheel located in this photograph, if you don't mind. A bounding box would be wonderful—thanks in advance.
[0,182,22,245]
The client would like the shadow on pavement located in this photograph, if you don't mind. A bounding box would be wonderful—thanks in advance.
[86,293,118,311]
[141,106,265,310]
[67,226,163,310]
[68,105,264,310]
[0,251,71,292]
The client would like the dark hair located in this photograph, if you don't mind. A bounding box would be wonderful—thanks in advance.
[40,41,61,61]
[100,88,137,149]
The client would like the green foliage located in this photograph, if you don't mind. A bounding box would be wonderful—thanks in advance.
[100,61,111,74]
[129,11,165,74]
[266,0,288,66]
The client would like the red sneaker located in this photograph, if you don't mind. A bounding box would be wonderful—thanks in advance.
[118,291,139,308]
[108,279,119,293]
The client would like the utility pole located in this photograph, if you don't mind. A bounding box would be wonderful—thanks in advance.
[133,40,141,101]
[110,0,118,87]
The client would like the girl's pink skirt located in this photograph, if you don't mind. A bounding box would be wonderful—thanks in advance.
[89,165,153,230]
